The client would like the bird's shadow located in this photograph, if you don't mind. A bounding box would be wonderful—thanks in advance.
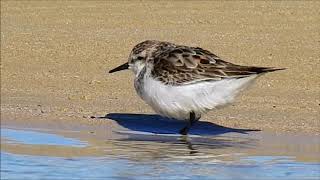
[94,113,261,154]
[97,113,260,136]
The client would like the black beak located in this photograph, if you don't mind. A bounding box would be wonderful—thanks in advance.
[109,62,129,73]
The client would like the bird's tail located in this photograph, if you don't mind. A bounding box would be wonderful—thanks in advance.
[247,67,286,74]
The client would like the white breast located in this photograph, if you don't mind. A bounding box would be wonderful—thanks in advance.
[135,74,258,120]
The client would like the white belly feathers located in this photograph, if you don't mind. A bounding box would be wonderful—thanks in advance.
[135,74,258,120]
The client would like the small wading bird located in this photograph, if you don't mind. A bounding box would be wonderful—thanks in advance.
[109,40,284,135]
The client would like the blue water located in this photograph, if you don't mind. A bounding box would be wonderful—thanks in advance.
[2,129,87,147]
[2,152,319,180]
[1,128,320,179]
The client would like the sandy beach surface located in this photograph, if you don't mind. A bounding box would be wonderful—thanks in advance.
[1,1,320,136]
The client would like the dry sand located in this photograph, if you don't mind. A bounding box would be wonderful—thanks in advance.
[1,1,320,135]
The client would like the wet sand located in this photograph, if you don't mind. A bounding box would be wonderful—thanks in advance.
[2,126,320,163]
[1,1,320,135]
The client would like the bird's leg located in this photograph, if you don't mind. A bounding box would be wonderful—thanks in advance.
[179,111,199,135]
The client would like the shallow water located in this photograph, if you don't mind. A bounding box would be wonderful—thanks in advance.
[1,127,320,179]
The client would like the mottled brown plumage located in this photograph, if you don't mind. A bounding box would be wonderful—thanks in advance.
[130,40,284,85]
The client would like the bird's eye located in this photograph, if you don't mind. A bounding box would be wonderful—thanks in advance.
[137,56,144,60]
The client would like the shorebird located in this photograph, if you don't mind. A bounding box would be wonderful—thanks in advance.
[109,40,284,135]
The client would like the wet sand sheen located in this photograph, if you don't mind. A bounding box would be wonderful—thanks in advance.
[2,126,320,163]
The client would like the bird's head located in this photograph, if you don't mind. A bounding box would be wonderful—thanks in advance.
[109,40,160,76]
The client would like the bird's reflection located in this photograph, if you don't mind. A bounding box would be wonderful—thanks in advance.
[114,129,257,157]
[178,136,198,154]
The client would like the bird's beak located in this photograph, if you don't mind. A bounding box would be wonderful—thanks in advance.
[109,62,129,73]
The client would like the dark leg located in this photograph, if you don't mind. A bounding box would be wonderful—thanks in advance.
[179,111,200,135]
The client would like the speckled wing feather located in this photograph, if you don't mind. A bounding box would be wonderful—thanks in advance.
[151,46,283,85]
